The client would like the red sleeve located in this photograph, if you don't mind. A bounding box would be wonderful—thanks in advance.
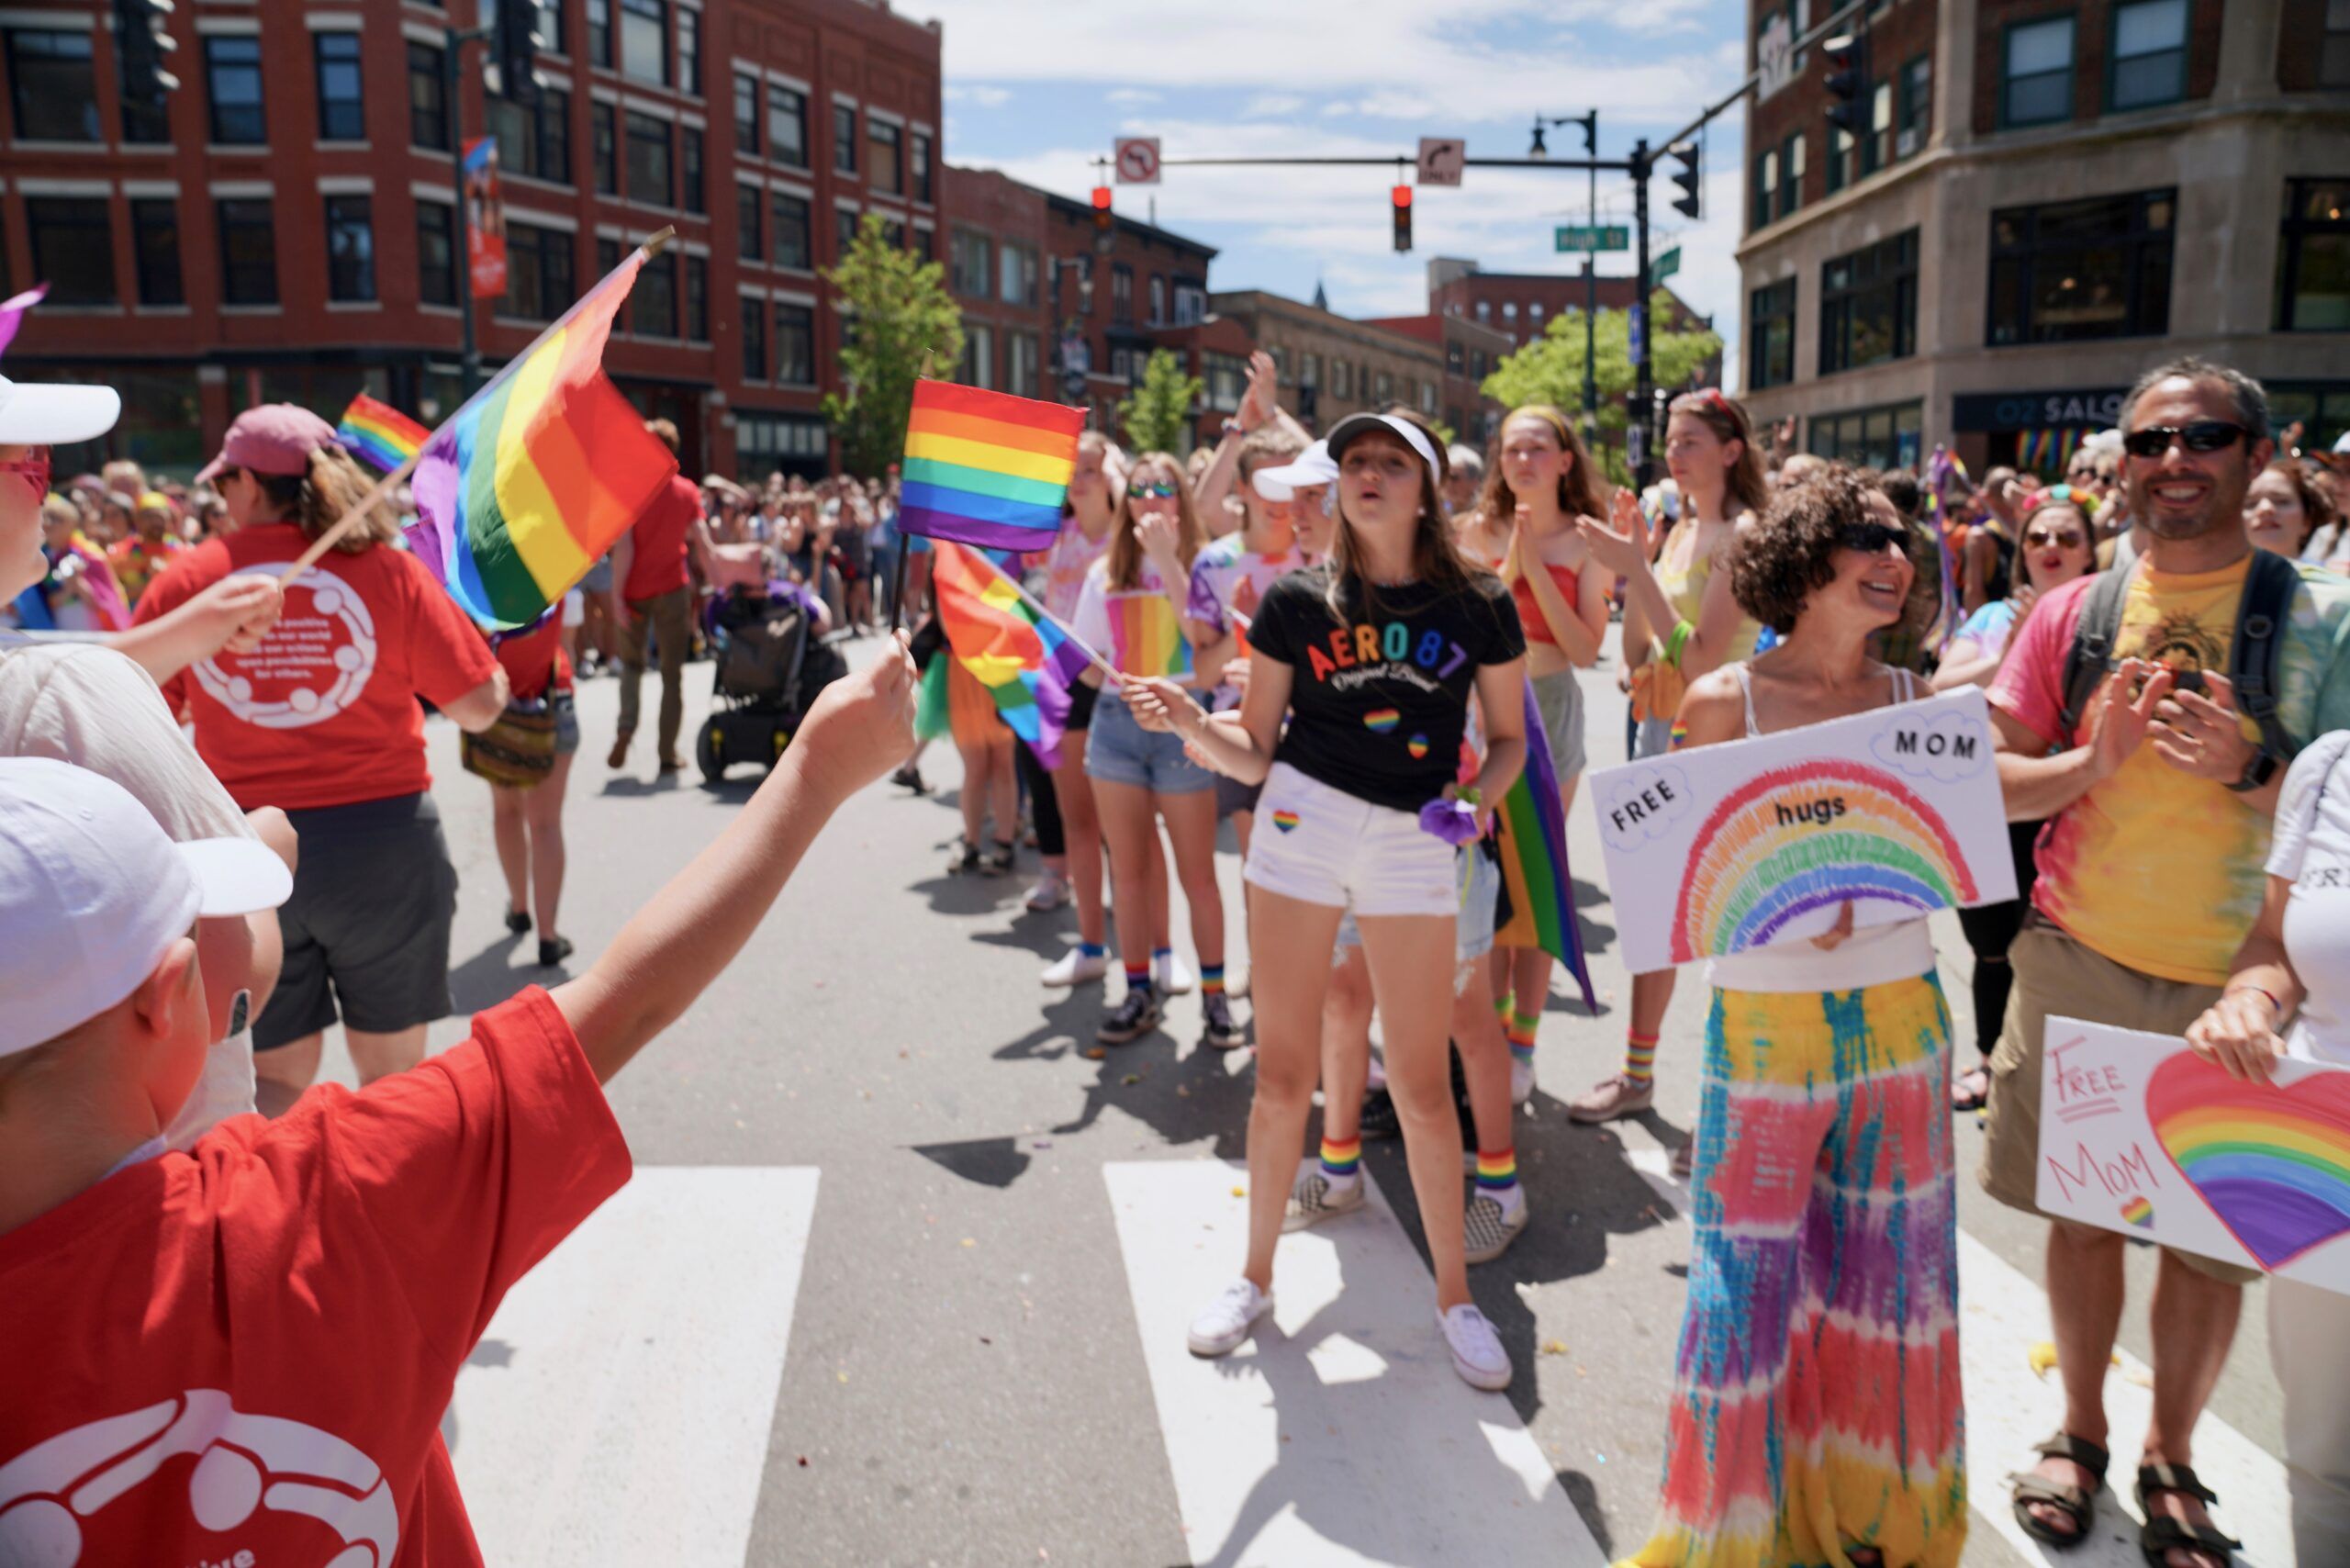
[398,551,503,706]
[1986,575,2090,750]
[129,540,229,713]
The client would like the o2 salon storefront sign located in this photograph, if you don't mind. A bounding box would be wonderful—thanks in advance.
[1952,387,2125,433]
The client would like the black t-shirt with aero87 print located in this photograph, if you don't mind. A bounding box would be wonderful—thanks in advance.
[1248,566,1525,814]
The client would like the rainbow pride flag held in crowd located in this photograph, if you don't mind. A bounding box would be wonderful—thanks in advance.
[1107,593,1192,681]
[929,540,1098,767]
[898,380,1086,551]
[407,245,677,629]
[1923,446,1964,651]
[1494,680,1595,1007]
[338,393,431,475]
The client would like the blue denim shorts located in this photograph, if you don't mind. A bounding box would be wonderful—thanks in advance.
[1084,689,1212,795]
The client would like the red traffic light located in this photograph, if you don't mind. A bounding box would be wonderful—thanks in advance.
[1091,185,1113,210]
[1392,184,1414,209]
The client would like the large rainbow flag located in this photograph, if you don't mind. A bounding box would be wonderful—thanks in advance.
[899,380,1085,551]
[1494,679,1595,1007]
[339,393,431,475]
[407,246,677,628]
[929,539,1097,767]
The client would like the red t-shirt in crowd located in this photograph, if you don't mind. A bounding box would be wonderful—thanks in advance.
[134,524,501,812]
[622,476,702,602]
[490,617,573,703]
[0,989,630,1566]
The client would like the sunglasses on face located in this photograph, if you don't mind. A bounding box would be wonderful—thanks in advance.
[1837,521,1911,557]
[1,446,51,501]
[2025,527,2087,550]
[1127,479,1178,499]
[2122,420,2249,459]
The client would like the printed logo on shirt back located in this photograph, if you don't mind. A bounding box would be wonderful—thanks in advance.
[188,565,380,731]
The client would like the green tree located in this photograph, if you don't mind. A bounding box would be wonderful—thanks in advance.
[821,213,964,477]
[1116,348,1203,455]
[1480,290,1724,487]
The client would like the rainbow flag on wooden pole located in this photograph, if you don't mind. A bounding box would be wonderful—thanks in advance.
[1493,679,1596,1009]
[929,539,1107,767]
[898,380,1085,551]
[337,393,431,475]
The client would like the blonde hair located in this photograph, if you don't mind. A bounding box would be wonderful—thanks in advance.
[1104,451,1205,591]
[257,448,397,553]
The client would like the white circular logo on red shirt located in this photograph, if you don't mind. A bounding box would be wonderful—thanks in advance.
[189,565,379,730]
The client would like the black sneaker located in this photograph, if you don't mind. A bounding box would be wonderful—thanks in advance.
[536,935,575,968]
[892,763,929,794]
[946,840,981,876]
[1359,1084,1402,1140]
[1203,992,1245,1050]
[981,840,1016,876]
[505,907,532,935]
[1096,987,1163,1045]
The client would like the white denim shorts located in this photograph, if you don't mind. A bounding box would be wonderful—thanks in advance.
[1245,762,1458,919]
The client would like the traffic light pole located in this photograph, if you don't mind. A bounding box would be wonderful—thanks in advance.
[443,25,489,398]
[1630,140,1654,488]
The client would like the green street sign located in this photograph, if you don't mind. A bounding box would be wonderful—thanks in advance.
[1653,245,1682,281]
[1554,224,1629,253]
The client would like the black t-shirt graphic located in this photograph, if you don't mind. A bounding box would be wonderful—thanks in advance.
[1248,567,1525,814]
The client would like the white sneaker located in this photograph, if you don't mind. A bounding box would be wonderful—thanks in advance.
[1438,1303,1512,1391]
[1283,1167,1366,1232]
[1187,1277,1273,1358]
[1024,871,1070,912]
[1510,1055,1536,1106]
[1153,952,1196,995]
[1041,947,1111,987]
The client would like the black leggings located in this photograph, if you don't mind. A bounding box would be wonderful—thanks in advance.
[1953,820,2045,1059]
[1016,739,1064,857]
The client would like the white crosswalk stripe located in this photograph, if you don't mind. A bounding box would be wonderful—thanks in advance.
[445,1167,820,1566]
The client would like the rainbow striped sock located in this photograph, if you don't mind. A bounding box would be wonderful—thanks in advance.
[1494,989,1515,1025]
[1200,964,1226,996]
[1507,1007,1539,1066]
[1475,1148,1518,1195]
[1320,1136,1362,1181]
[1624,1030,1659,1088]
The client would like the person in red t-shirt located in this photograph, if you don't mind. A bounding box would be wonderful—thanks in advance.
[136,405,509,1113]
[0,636,915,1567]
[463,614,579,968]
[607,420,710,775]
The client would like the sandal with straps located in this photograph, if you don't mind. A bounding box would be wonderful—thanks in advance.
[2009,1431,2109,1548]
[2134,1462,2241,1568]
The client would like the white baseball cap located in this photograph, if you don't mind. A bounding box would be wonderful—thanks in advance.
[0,757,292,1057]
[0,374,121,446]
[2333,431,2350,456]
[1252,439,1339,501]
[1324,412,1443,488]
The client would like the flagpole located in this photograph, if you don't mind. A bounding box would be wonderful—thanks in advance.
[278,226,677,583]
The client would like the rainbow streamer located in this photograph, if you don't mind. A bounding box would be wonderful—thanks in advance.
[2148,1053,2350,1270]
[406,246,677,629]
[1924,445,1962,651]
[339,393,431,475]
[1108,593,1193,680]
[1494,679,1596,1006]
[899,380,1086,552]
[928,539,1098,768]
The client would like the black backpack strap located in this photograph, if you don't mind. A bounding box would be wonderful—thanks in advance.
[2057,562,2137,747]
[2230,547,2303,765]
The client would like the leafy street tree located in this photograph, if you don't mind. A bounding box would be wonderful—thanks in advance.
[1117,348,1203,455]
[1480,291,1724,486]
[822,214,964,478]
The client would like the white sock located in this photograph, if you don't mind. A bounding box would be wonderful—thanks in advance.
[1482,1182,1525,1222]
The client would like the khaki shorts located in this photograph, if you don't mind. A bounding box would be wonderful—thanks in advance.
[1980,918,2260,1285]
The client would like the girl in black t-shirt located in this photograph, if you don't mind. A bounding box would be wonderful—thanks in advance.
[1127,411,1530,1391]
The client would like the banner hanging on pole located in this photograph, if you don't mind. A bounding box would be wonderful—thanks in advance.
[464,137,509,300]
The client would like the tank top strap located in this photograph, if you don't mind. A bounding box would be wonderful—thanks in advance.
[1735,662,1762,737]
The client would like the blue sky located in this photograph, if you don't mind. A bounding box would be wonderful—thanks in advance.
[916,0,1756,379]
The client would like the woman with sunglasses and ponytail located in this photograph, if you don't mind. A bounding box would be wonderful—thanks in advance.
[1125,410,1529,1390]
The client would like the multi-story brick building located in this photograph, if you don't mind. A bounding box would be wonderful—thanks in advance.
[1357,308,1514,445]
[1206,289,1449,439]
[1427,257,1718,357]
[1739,0,2350,473]
[0,0,944,481]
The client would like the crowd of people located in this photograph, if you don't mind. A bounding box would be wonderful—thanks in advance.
[3,345,2349,1568]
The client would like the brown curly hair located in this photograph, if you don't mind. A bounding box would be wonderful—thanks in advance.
[1729,465,1884,635]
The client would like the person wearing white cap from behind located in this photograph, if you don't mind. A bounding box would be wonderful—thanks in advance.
[1252,439,1340,562]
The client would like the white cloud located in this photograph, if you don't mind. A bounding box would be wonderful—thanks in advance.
[1104,88,1161,106]
[1240,94,1307,119]
[943,84,1013,107]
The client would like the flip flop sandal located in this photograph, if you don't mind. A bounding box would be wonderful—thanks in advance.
[1952,1064,1990,1112]
[2009,1431,2110,1548]
[2133,1462,2241,1568]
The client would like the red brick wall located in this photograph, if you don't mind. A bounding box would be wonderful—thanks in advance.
[1971,0,2221,135]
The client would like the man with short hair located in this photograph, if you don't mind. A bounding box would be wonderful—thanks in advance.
[609,419,705,774]
[1982,357,2350,1568]
[1442,443,1484,517]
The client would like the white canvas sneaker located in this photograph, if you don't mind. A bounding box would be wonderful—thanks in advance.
[1438,1303,1511,1391]
[1187,1278,1273,1358]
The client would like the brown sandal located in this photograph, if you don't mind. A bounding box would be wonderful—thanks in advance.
[2009,1431,2109,1548]
[2134,1462,2240,1568]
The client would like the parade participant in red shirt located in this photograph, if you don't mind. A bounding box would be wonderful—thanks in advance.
[607,419,709,775]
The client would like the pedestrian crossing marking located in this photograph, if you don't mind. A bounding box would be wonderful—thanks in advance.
[447,1166,820,1566]
[1105,1159,1609,1568]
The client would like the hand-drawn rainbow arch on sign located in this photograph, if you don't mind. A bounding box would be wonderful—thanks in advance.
[2147,1052,2350,1271]
[1668,758,1980,964]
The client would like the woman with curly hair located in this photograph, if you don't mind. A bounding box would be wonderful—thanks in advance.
[1627,466,1966,1568]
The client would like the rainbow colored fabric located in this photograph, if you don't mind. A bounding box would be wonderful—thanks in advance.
[1107,593,1192,680]
[1494,680,1596,1006]
[1630,974,1966,1568]
[899,380,1086,551]
[338,393,431,475]
[407,248,677,629]
[928,539,1097,768]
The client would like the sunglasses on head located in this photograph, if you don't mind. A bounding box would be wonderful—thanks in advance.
[0,446,51,502]
[1837,521,1911,557]
[2122,420,2249,459]
[1127,478,1178,499]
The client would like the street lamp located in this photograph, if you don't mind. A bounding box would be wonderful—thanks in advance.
[1531,113,1602,422]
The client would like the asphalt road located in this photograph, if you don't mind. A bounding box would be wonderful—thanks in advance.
[308,622,2296,1567]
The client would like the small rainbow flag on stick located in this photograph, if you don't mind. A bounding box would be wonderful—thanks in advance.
[1108,593,1193,680]
[899,380,1086,551]
[338,393,431,475]
[929,540,1102,767]
[1494,679,1596,1007]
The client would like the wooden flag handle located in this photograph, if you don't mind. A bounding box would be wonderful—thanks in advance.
[276,447,424,583]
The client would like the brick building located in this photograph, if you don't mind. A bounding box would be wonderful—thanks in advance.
[0,0,945,482]
[1739,0,2350,473]
[1205,289,1448,439]
[1356,309,1514,445]
[1426,257,1717,355]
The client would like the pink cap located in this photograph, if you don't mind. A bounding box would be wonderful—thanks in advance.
[196,403,339,486]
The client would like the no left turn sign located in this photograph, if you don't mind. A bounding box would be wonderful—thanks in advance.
[1114,138,1161,185]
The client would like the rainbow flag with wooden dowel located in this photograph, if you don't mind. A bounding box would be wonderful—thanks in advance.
[337,393,431,475]
[898,380,1085,551]
[1493,680,1596,1007]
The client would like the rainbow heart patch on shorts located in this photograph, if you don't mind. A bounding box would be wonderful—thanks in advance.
[2120,1196,2154,1229]
[1271,810,1301,833]
[1363,709,1401,733]
[1406,734,1430,760]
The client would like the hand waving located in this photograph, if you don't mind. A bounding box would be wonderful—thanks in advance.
[1576,487,1652,577]
[1238,351,1279,432]
[2087,658,2173,782]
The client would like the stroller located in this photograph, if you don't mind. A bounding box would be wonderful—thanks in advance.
[693,577,846,782]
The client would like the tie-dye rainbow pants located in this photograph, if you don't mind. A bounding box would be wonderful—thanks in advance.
[1626,973,1966,1568]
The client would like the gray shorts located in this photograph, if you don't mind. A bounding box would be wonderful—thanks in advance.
[255,791,457,1049]
[582,554,615,594]
[1634,711,1677,759]
[1530,666,1588,778]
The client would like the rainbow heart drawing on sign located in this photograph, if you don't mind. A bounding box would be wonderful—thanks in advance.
[1364,708,1401,734]
[1271,810,1301,834]
[2147,1053,2350,1270]
[2120,1196,2154,1229]
[1668,759,1979,964]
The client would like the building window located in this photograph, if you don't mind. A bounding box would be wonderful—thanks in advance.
[869,118,902,196]
[409,42,450,149]
[1374,370,1394,404]
[416,199,458,308]
[488,86,570,184]
[1807,400,1924,470]
[315,32,366,141]
[503,223,575,320]
[1752,147,1779,230]
[1112,264,1134,324]
[1174,283,1205,325]
[596,236,621,280]
[1205,353,1246,412]
[1007,332,1041,398]
[633,250,677,336]
[2109,0,2188,110]
[1988,188,2174,345]
[767,84,807,168]
[1140,274,1162,324]
[1825,125,1858,195]
[774,302,815,384]
[206,36,268,144]
[2328,0,2350,86]
[323,195,375,302]
[1502,302,1518,337]
[685,253,708,339]
[1528,301,1546,334]
[2001,15,2075,128]
[742,295,767,378]
[1473,299,1490,325]
[585,0,612,68]
[879,218,905,249]
[912,131,934,203]
[216,198,277,306]
[835,207,860,263]
[7,29,98,143]
[592,102,618,195]
[130,199,184,307]
[833,102,857,174]
[960,323,995,389]
[676,5,700,96]
[2277,178,2350,331]
[521,0,565,56]
[681,125,705,214]
[1864,79,1894,174]
[28,198,114,306]
[737,185,763,260]
[951,229,989,296]
[625,111,672,206]
[1471,350,1486,379]
[1331,359,1352,398]
[1818,227,1918,374]
[733,73,758,155]
[1750,277,1796,390]
[1778,132,1806,218]
[1447,342,1465,375]
[620,0,666,86]
[999,244,1036,307]
[912,225,934,263]
[1895,55,1931,160]
[772,192,811,271]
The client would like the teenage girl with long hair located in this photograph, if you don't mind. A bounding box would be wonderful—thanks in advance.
[1126,411,1529,1390]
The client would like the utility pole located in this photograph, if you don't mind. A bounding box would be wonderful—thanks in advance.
[1579,112,1599,429]
[443,25,489,398]
[1629,139,1654,489]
